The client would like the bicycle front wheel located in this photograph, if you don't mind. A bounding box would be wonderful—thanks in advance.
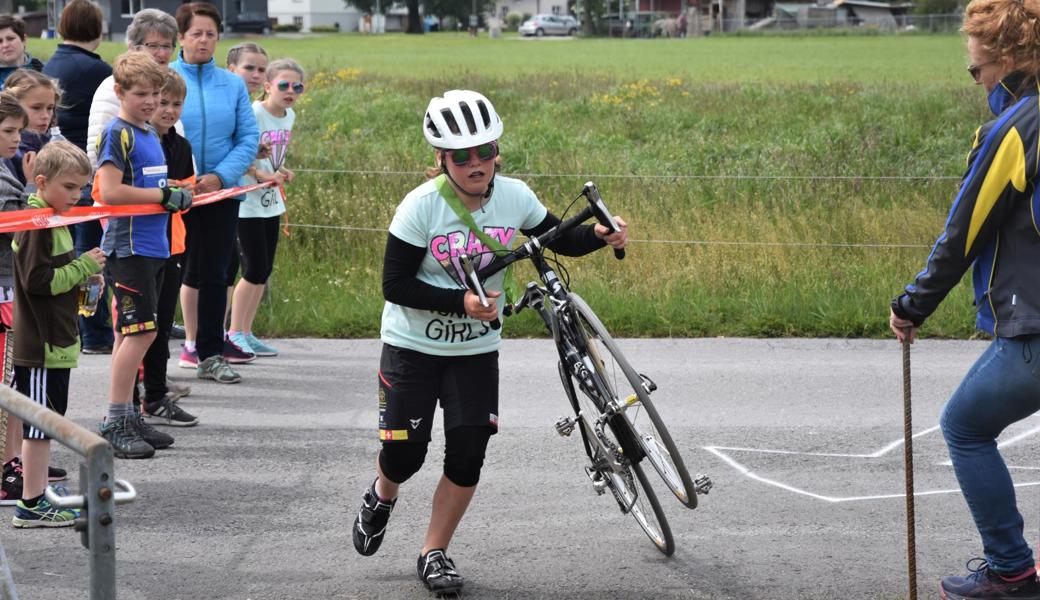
[607,455,674,556]
[569,293,697,508]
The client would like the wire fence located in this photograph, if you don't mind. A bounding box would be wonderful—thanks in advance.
[286,166,947,250]
[293,167,961,181]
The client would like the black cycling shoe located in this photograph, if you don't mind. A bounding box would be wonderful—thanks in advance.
[351,480,396,556]
[417,549,463,595]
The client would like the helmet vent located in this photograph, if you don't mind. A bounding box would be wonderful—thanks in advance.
[476,100,491,128]
[439,109,461,135]
[459,103,477,135]
[425,114,442,139]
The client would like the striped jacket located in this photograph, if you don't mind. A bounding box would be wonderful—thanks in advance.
[893,72,1040,337]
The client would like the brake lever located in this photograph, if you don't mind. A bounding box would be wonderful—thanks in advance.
[459,253,501,331]
[582,181,625,260]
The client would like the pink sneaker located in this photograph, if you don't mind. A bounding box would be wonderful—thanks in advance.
[178,345,198,369]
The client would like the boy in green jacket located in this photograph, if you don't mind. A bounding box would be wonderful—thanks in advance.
[11,140,103,527]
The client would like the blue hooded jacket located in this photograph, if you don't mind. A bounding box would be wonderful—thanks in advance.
[170,53,258,194]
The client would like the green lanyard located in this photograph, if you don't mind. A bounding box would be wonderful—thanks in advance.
[434,174,521,305]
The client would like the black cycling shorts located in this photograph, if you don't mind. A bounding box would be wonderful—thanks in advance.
[106,255,164,336]
[377,344,499,444]
[15,366,70,441]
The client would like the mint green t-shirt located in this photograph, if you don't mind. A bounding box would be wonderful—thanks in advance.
[380,175,548,356]
[240,101,293,219]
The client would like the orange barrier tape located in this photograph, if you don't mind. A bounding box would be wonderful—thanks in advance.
[0,182,275,234]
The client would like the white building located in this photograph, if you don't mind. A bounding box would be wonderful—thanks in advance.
[268,0,361,31]
[493,0,571,20]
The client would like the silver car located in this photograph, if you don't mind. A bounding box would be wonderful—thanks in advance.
[519,14,578,36]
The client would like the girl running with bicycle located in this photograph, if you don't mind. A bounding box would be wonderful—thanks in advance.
[351,90,627,595]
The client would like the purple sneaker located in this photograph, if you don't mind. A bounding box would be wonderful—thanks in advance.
[178,345,198,369]
[940,559,1040,599]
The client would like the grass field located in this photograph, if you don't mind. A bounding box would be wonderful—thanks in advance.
[29,33,991,338]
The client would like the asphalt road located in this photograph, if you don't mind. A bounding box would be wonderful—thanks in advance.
[2,337,1035,600]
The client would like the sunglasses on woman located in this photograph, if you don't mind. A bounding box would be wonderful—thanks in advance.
[275,80,305,94]
[446,141,498,166]
[967,61,995,83]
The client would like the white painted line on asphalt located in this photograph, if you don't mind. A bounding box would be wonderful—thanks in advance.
[703,420,1040,503]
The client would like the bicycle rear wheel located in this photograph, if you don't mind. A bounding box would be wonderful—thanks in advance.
[569,293,697,508]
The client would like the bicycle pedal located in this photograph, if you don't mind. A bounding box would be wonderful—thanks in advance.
[554,416,576,437]
[694,474,714,495]
[585,467,608,495]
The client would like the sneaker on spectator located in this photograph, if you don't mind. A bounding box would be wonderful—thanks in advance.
[166,378,191,402]
[178,345,198,369]
[143,397,198,427]
[223,336,256,364]
[170,322,186,340]
[99,415,155,459]
[12,497,79,528]
[940,559,1040,599]
[1,460,21,506]
[244,332,278,357]
[416,549,464,594]
[197,355,242,384]
[6,457,66,482]
[128,411,173,449]
[81,345,112,355]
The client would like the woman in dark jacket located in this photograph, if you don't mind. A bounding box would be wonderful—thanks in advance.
[0,16,42,88]
[43,0,113,354]
[890,0,1040,596]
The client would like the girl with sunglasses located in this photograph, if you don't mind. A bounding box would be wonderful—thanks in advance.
[350,90,628,595]
[890,0,1040,597]
[226,59,304,359]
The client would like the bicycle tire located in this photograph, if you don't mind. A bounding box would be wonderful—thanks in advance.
[562,361,674,555]
[569,293,698,508]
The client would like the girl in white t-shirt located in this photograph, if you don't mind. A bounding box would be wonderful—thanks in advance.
[226,59,302,358]
[350,90,628,595]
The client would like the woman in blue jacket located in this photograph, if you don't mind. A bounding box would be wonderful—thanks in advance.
[890,0,1040,596]
[171,2,259,384]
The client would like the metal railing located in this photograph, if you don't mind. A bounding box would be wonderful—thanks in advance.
[0,386,136,600]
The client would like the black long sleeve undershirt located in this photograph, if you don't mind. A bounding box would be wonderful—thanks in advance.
[382,212,606,313]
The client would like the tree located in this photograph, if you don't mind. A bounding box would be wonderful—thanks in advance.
[406,0,422,32]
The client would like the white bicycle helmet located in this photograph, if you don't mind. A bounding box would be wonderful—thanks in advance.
[423,90,503,149]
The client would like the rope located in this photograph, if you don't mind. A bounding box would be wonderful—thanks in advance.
[293,167,961,181]
[283,223,931,250]
[902,333,918,600]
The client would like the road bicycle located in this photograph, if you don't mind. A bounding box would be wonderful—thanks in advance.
[464,182,713,556]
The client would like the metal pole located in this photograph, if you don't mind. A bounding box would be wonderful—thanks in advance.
[902,333,918,600]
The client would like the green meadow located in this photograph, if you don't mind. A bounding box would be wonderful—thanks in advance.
[30,33,991,338]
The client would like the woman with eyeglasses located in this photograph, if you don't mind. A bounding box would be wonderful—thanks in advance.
[83,9,182,361]
[170,2,259,385]
[889,0,1040,597]
[225,58,305,359]
[350,90,628,595]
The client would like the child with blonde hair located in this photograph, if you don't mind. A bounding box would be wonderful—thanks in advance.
[10,140,103,527]
[95,52,191,459]
[227,58,303,358]
[3,69,62,186]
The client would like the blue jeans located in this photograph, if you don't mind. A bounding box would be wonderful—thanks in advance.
[73,220,113,349]
[940,335,1040,574]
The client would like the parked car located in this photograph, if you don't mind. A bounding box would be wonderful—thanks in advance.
[601,11,662,37]
[224,12,271,34]
[519,14,578,36]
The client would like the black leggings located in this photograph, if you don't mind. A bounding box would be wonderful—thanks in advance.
[181,200,238,360]
[237,216,280,285]
[143,253,182,404]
